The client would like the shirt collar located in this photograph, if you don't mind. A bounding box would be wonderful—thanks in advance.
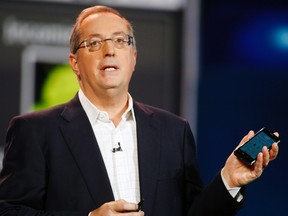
[78,89,135,125]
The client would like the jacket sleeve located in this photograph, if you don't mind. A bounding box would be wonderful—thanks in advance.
[183,121,245,216]
[187,172,245,216]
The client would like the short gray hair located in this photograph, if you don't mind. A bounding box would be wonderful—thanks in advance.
[70,5,136,54]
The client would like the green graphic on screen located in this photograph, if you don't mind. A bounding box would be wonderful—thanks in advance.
[34,64,79,111]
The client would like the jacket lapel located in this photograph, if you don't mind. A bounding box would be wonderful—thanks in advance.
[134,102,161,215]
[59,96,114,207]
[58,96,161,212]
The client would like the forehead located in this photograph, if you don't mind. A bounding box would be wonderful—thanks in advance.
[80,13,130,37]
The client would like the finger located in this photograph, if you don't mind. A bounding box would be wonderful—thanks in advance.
[123,202,138,212]
[262,146,270,168]
[236,130,255,149]
[113,200,138,212]
[247,130,255,139]
[273,132,279,137]
[253,152,264,177]
[269,143,279,160]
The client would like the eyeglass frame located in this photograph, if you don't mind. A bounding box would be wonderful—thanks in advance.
[75,33,134,53]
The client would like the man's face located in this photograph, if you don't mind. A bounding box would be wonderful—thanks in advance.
[70,12,137,97]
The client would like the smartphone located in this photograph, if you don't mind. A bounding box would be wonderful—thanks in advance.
[234,127,280,166]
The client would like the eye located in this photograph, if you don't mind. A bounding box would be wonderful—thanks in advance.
[113,36,125,45]
[89,38,102,47]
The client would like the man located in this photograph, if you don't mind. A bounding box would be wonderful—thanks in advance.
[0,5,279,216]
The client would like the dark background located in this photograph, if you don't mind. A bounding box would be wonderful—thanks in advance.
[198,1,288,215]
[0,0,181,143]
[0,0,287,215]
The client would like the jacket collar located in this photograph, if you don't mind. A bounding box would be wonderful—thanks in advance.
[61,95,161,213]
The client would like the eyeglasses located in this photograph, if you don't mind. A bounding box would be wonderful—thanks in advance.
[75,33,134,53]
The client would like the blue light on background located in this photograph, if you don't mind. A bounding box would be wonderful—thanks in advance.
[274,27,288,50]
[199,3,288,215]
[230,11,288,69]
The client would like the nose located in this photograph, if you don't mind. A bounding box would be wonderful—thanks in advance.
[102,39,115,57]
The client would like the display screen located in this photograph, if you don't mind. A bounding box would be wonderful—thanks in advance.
[240,130,277,159]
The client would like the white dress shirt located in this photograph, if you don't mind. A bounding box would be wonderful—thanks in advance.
[79,90,140,203]
[78,90,241,216]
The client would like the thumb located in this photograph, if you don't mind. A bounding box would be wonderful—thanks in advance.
[235,130,255,149]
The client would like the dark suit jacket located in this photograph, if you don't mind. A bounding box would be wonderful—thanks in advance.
[0,95,244,216]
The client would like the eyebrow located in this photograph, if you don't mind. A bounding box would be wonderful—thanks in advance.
[88,31,127,38]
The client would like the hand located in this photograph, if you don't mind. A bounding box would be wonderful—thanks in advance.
[221,130,279,188]
[90,199,144,216]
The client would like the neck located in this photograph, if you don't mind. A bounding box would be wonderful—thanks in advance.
[83,89,129,127]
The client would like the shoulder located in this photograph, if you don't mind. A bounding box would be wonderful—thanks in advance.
[8,95,81,129]
[133,101,189,126]
[10,94,81,123]
[11,103,65,124]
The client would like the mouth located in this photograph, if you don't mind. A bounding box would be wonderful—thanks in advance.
[100,65,119,72]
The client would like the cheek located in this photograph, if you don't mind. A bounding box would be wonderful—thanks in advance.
[132,55,137,70]
[127,52,137,71]
[125,58,136,77]
[78,57,100,77]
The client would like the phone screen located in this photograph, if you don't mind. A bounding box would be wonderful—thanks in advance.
[234,128,280,166]
[240,130,275,158]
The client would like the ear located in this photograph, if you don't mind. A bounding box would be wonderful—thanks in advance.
[69,53,81,81]
[132,50,137,70]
